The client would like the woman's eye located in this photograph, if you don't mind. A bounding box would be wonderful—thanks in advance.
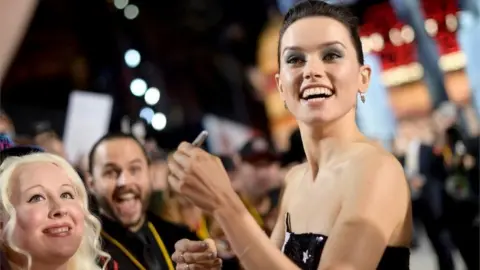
[28,194,45,203]
[323,52,341,61]
[286,56,304,65]
[60,192,74,199]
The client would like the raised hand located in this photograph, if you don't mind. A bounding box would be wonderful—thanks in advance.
[167,142,236,213]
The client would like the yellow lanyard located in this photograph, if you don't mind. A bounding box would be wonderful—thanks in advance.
[443,146,453,164]
[196,216,210,240]
[101,222,175,270]
[241,196,264,228]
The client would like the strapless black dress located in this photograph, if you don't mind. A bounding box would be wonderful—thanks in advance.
[281,213,410,270]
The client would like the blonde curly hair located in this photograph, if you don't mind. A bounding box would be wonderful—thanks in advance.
[0,153,110,270]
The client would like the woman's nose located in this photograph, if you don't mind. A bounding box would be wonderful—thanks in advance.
[48,205,68,219]
[303,59,324,80]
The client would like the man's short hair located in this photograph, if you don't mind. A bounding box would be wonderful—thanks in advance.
[88,132,149,174]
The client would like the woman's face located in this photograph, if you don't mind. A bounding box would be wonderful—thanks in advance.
[276,16,370,125]
[6,162,85,263]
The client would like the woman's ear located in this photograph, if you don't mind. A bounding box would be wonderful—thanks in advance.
[275,73,288,107]
[275,73,283,94]
[358,65,372,94]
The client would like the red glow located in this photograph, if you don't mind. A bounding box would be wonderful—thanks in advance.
[359,0,460,70]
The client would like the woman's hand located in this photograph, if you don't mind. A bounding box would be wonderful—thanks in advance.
[172,239,222,270]
[167,142,235,213]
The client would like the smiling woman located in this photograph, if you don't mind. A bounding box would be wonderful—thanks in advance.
[169,1,411,270]
[0,153,110,270]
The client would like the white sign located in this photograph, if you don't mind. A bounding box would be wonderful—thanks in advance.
[202,114,253,155]
[63,91,113,163]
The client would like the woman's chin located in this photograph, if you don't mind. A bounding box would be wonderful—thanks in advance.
[295,106,353,127]
[297,114,334,126]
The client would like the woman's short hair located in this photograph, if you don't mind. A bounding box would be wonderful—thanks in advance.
[0,153,109,270]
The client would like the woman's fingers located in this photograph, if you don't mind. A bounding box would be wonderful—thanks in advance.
[175,258,222,270]
[174,251,217,264]
[172,150,191,170]
[168,156,186,180]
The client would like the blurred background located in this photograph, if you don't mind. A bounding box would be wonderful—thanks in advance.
[1,0,479,269]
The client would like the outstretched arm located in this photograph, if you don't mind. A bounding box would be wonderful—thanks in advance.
[0,0,38,84]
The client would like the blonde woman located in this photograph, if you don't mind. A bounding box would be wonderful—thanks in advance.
[0,152,112,270]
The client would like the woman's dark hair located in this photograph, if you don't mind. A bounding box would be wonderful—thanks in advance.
[277,0,364,67]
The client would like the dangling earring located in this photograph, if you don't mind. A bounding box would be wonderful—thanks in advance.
[284,101,288,109]
[360,93,366,104]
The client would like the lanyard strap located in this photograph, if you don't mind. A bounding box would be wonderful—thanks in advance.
[101,222,174,270]
[196,216,210,240]
[241,196,264,228]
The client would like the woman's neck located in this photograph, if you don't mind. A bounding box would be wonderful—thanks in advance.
[299,110,365,177]
[8,258,69,270]
[30,263,69,270]
[6,247,70,270]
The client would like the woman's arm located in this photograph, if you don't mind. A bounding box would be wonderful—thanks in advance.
[214,164,308,270]
[0,0,38,83]
[214,197,299,270]
[318,154,409,270]
[270,164,306,248]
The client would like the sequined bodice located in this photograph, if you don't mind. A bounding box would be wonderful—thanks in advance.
[281,213,410,270]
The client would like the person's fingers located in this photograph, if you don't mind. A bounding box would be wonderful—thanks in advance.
[168,174,182,193]
[176,263,208,270]
[172,151,191,170]
[192,258,223,267]
[204,238,217,256]
[210,258,222,268]
[175,258,222,270]
[168,154,187,178]
[178,142,194,155]
[186,240,209,252]
[174,239,209,254]
[171,251,184,263]
[176,263,189,270]
[174,239,191,253]
[182,251,216,263]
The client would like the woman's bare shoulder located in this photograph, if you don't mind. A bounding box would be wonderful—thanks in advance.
[281,163,308,203]
[350,142,407,191]
[363,142,403,170]
[284,162,308,185]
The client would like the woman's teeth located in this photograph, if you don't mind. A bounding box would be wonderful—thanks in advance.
[44,226,70,234]
[301,87,333,99]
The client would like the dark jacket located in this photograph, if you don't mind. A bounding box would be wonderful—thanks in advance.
[100,212,199,270]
